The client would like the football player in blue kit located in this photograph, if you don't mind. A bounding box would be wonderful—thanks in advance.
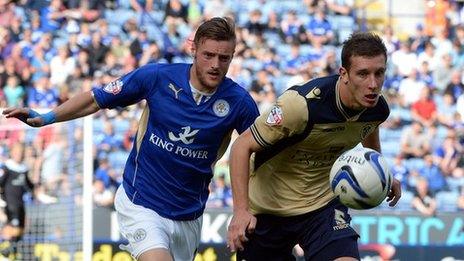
[227,32,402,260]
[3,17,259,261]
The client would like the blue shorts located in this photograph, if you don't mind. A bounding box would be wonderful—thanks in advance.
[237,199,360,261]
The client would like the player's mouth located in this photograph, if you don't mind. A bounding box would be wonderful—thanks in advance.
[364,94,378,103]
[207,71,220,80]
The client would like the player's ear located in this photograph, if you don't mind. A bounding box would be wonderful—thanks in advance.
[190,46,196,59]
[339,67,348,84]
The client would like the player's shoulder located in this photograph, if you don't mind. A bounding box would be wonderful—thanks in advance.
[287,74,338,100]
[288,75,338,97]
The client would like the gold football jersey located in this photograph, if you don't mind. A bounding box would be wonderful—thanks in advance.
[248,75,389,216]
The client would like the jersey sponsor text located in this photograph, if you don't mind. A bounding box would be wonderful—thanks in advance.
[149,133,208,159]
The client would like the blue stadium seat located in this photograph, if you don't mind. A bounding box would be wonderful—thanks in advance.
[382,140,400,158]
[403,158,425,172]
[436,191,459,212]
[446,177,464,193]
[104,9,136,26]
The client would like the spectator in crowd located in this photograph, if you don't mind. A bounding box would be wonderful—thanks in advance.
[206,174,232,208]
[382,25,400,55]
[398,68,426,107]
[437,93,458,127]
[444,69,464,101]
[164,0,188,24]
[419,154,447,194]
[0,143,35,259]
[434,132,463,177]
[279,10,307,44]
[306,7,334,45]
[94,157,119,191]
[282,42,309,75]
[399,121,431,159]
[93,179,114,208]
[87,31,110,75]
[411,87,437,127]
[40,129,66,196]
[27,75,59,108]
[95,120,122,160]
[411,176,437,216]
[244,9,267,37]
[3,76,24,107]
[249,70,276,113]
[391,154,410,190]
[49,45,76,86]
[30,46,51,83]
[391,41,417,77]
[409,24,430,54]
[433,53,454,93]
[417,60,434,87]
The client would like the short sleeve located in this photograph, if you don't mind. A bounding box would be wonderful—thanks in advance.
[92,64,159,109]
[250,90,309,147]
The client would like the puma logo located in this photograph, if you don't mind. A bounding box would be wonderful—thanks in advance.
[169,83,182,99]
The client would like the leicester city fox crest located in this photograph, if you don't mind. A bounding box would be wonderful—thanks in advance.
[213,99,230,117]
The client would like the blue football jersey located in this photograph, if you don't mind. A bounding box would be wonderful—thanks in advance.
[92,63,259,220]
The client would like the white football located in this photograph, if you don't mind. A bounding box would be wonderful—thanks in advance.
[329,147,392,209]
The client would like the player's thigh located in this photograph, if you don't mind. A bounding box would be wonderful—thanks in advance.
[114,186,171,259]
[171,218,202,261]
[308,236,359,261]
[114,186,201,261]
[237,214,296,261]
[138,248,173,261]
[298,200,359,260]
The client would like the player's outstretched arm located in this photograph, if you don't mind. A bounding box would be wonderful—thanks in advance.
[2,91,100,127]
[227,129,262,252]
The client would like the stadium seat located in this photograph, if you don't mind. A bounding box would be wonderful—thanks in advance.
[446,177,464,193]
[435,191,459,212]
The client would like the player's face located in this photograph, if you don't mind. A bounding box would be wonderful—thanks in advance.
[191,39,235,92]
[340,54,386,109]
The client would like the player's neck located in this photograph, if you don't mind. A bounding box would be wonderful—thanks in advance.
[189,66,216,94]
[338,81,363,111]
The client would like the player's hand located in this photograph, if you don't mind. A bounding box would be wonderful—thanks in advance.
[227,209,256,252]
[387,178,401,207]
[2,107,54,127]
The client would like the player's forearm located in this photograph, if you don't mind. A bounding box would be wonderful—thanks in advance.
[53,91,100,122]
[362,128,381,152]
[229,137,253,212]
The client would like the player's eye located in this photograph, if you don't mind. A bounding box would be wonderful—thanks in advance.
[219,55,231,62]
[375,70,385,78]
[204,53,214,59]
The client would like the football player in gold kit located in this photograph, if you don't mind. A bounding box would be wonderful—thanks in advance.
[227,32,402,261]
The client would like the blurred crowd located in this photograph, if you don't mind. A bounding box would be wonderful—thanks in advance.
[0,0,463,215]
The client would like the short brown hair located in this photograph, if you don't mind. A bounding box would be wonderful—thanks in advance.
[193,17,236,46]
[341,32,387,70]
